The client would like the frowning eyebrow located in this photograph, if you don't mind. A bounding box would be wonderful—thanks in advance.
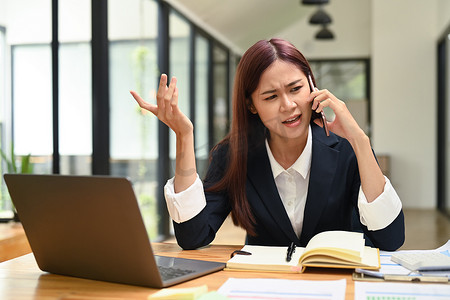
[260,79,303,95]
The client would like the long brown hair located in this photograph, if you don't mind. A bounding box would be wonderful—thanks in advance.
[206,38,316,236]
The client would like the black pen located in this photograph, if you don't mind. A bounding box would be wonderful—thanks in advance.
[230,250,252,258]
[286,242,296,262]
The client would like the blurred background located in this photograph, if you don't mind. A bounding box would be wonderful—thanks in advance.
[0,0,449,244]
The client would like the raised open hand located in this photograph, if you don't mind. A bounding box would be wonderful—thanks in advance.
[130,74,193,137]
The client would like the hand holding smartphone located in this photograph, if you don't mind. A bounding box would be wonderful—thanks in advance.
[308,74,330,137]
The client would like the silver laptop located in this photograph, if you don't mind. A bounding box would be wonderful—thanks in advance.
[4,174,225,288]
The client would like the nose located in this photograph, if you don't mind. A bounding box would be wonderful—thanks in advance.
[280,94,296,112]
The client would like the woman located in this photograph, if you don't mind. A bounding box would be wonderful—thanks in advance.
[131,38,404,251]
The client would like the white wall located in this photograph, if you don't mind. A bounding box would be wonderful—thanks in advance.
[0,0,6,27]
[371,0,440,208]
[438,0,450,34]
[278,0,371,59]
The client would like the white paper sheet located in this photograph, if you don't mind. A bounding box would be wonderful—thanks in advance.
[355,281,450,299]
[356,239,450,279]
[217,278,346,300]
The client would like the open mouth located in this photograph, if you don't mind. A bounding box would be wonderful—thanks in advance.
[282,115,301,124]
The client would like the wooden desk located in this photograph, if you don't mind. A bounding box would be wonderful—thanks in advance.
[0,243,354,299]
[0,222,31,262]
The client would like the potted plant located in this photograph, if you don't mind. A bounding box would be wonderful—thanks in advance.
[0,143,33,222]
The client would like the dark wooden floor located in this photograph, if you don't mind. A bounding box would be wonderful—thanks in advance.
[166,209,450,250]
[401,209,450,250]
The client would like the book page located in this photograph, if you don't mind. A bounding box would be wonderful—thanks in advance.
[360,247,380,268]
[301,247,379,269]
[303,231,365,260]
[226,245,304,271]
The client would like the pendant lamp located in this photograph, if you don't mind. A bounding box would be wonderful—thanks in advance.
[315,26,334,40]
[309,8,332,25]
[302,0,329,4]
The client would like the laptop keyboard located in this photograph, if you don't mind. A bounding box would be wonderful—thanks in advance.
[158,265,196,281]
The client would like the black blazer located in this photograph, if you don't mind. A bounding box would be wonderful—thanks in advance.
[173,123,405,251]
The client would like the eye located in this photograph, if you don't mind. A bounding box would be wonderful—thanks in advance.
[291,85,302,93]
[263,94,277,101]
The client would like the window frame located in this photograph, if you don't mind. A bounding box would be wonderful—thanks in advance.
[309,58,371,137]
[0,0,235,237]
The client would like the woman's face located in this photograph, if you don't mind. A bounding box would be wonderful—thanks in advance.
[250,60,312,144]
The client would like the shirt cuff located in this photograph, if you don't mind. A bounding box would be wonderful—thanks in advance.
[357,176,402,231]
[164,174,206,224]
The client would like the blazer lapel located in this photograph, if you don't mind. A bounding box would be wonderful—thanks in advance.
[247,142,300,243]
[300,124,340,245]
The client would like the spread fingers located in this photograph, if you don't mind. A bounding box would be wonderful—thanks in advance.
[130,90,157,115]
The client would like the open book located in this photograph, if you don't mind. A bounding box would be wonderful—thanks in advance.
[226,231,380,273]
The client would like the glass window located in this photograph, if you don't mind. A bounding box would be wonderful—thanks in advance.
[310,60,369,135]
[229,54,238,119]
[445,34,450,215]
[59,0,92,175]
[8,0,52,169]
[110,40,158,160]
[195,34,209,178]
[12,45,53,161]
[169,11,190,173]
[0,27,5,140]
[1,0,52,219]
[58,43,92,174]
[212,45,229,145]
[0,26,8,217]
[6,0,51,45]
[0,27,4,121]
[109,0,159,239]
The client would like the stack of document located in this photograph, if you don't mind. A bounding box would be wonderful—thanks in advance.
[354,239,450,283]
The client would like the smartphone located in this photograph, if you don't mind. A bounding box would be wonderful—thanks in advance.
[308,74,329,137]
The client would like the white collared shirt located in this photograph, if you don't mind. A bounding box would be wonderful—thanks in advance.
[164,125,402,233]
[265,126,313,238]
